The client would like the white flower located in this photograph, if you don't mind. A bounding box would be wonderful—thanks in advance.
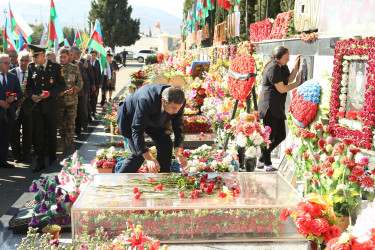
[339,107,346,112]
[303,171,313,180]
[341,79,348,87]
[245,146,256,158]
[236,132,247,147]
[96,149,105,157]
[337,184,346,190]
[254,133,264,145]
[187,160,193,167]
[198,162,206,170]
[239,113,247,120]
[211,160,218,170]
[192,159,199,166]
[340,100,347,107]
[342,66,349,72]
[342,74,349,81]
[106,153,114,160]
[339,233,350,244]
[222,156,232,166]
[368,163,375,171]
[189,167,197,173]
[256,146,262,157]
[228,165,235,172]
[341,87,347,94]
[230,119,238,127]
[339,94,347,101]
[342,60,349,67]
[108,146,116,154]
[249,133,256,141]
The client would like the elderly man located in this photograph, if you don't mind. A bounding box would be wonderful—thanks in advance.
[46,51,56,62]
[26,44,65,172]
[10,51,33,163]
[117,84,187,173]
[0,54,23,168]
[8,50,19,69]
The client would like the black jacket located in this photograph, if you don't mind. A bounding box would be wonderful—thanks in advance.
[26,60,66,114]
[10,67,33,115]
[0,72,22,120]
[117,84,185,156]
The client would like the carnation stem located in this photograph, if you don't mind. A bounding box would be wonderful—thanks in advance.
[307,140,318,164]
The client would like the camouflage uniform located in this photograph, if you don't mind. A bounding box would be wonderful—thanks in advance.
[57,62,83,150]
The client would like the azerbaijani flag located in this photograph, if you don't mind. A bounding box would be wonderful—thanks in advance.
[40,23,48,45]
[47,0,64,48]
[18,28,29,52]
[9,3,34,41]
[64,38,70,48]
[155,22,160,29]
[73,27,82,46]
[3,18,17,53]
[87,20,106,72]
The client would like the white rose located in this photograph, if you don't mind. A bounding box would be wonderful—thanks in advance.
[249,133,256,141]
[223,156,232,166]
[341,79,348,87]
[342,74,349,81]
[189,167,197,173]
[106,153,114,160]
[211,160,218,169]
[342,60,349,67]
[198,162,206,170]
[342,66,349,73]
[341,87,347,94]
[236,132,247,148]
[228,165,235,172]
[340,100,347,107]
[108,146,116,154]
[245,146,256,158]
[254,134,264,145]
[256,146,262,157]
[96,149,105,157]
[339,94,347,101]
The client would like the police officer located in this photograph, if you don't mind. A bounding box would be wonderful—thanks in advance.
[56,47,83,152]
[26,45,66,172]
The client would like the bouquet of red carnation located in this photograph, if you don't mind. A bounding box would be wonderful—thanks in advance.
[157,53,164,63]
[281,193,341,245]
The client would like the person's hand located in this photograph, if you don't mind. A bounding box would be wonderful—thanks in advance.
[146,159,160,173]
[0,100,9,109]
[107,79,111,84]
[92,85,96,92]
[6,96,15,103]
[99,84,103,89]
[175,153,188,168]
[31,95,41,103]
[294,55,301,70]
[65,90,73,95]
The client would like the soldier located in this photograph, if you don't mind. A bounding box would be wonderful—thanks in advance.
[26,44,66,172]
[56,48,83,151]
[8,50,19,69]
[10,51,33,163]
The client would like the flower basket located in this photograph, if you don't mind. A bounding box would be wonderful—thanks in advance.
[228,53,256,100]
[42,225,61,240]
[97,167,113,173]
[131,79,144,86]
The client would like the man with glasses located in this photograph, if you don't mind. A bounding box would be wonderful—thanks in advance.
[10,51,33,163]
[8,50,19,70]
[0,54,23,168]
[26,45,65,172]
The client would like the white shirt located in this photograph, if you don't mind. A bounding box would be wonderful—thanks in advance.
[0,72,7,85]
[103,61,111,79]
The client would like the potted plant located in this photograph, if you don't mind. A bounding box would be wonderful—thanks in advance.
[28,175,72,239]
[91,147,117,173]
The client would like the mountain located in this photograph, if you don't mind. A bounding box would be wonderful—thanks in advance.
[1,2,181,36]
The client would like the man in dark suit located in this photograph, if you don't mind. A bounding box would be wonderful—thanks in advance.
[26,45,66,172]
[0,54,23,168]
[10,51,33,163]
[89,50,103,118]
[117,84,187,173]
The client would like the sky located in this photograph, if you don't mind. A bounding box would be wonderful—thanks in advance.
[6,0,184,19]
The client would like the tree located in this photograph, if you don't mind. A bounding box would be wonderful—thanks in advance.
[238,0,257,42]
[280,0,295,12]
[29,24,45,45]
[254,0,281,22]
[183,0,194,16]
[88,0,140,48]
[62,27,75,45]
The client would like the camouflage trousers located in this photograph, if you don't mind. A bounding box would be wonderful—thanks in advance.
[57,104,77,139]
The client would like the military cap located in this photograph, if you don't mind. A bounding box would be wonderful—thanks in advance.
[28,44,48,56]
[90,50,97,54]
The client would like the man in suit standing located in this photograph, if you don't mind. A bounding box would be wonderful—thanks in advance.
[0,54,23,168]
[10,51,33,163]
[89,50,103,118]
[26,45,66,172]
[117,84,187,173]
[8,50,19,70]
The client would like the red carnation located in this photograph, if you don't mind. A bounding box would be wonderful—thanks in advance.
[240,224,248,233]
[311,218,330,236]
[361,176,374,188]
[256,224,265,234]
[349,148,361,155]
[351,166,365,177]
[134,192,141,199]
[266,224,273,232]
[323,225,341,242]
[324,167,334,177]
[340,156,351,166]
[42,90,50,96]
[342,138,353,145]
[280,208,292,222]
[310,164,321,173]
[284,148,293,155]
[133,187,139,194]
[6,92,11,96]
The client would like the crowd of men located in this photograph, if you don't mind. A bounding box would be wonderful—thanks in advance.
[0,45,118,172]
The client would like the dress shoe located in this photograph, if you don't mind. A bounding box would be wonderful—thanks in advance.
[33,163,45,173]
[1,162,15,168]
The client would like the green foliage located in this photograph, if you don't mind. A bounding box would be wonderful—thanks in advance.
[29,23,45,45]
[88,0,140,48]
[254,0,281,22]
[280,0,295,12]
[145,55,158,64]
[62,26,76,45]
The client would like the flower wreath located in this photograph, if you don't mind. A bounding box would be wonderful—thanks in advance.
[329,37,375,150]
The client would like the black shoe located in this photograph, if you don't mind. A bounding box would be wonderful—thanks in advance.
[33,162,45,173]
[14,156,22,163]
[1,162,15,168]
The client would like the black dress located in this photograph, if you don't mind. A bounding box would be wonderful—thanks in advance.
[107,61,119,91]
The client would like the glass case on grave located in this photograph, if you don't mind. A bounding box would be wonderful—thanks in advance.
[72,172,304,243]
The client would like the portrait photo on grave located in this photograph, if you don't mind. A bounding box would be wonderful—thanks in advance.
[346,60,367,112]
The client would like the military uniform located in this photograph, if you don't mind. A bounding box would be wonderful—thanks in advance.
[26,58,66,171]
[57,62,83,151]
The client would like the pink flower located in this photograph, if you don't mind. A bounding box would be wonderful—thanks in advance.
[72,152,78,161]
[60,159,67,167]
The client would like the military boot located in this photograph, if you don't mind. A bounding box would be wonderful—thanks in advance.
[57,136,67,152]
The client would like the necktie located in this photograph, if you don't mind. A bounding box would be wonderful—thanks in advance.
[40,66,44,72]
[20,71,25,86]
[1,73,6,85]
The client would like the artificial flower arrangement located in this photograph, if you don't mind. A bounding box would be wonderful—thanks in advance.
[178,144,239,173]
[329,37,375,150]
[293,32,318,42]
[186,78,207,110]
[285,123,375,218]
[91,146,117,172]
[326,200,375,249]
[183,115,212,134]
[233,112,271,159]
[269,11,293,40]
[130,68,149,86]
[59,151,90,195]
[250,18,272,42]
[281,193,341,246]
[201,97,235,133]
[28,175,72,237]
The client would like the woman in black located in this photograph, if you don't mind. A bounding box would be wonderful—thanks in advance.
[258,46,302,171]
[106,53,119,102]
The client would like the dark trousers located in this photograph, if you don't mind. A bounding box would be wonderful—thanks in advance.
[101,76,108,104]
[11,109,32,158]
[0,117,14,164]
[118,133,172,173]
[76,94,88,130]
[259,111,286,166]
[89,91,98,115]
[33,111,57,161]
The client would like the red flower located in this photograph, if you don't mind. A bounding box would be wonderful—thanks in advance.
[258,213,266,221]
[284,148,293,155]
[240,224,248,233]
[349,148,361,155]
[154,184,163,191]
[256,224,265,234]
[6,92,11,96]
[280,208,292,222]
[324,167,334,177]
[342,138,353,145]
[266,224,273,232]
[134,192,141,199]
[351,166,365,177]
[179,191,185,198]
[323,225,340,242]
[311,218,330,236]
[310,164,321,173]
[42,90,50,96]
[361,176,374,187]
[133,187,139,194]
